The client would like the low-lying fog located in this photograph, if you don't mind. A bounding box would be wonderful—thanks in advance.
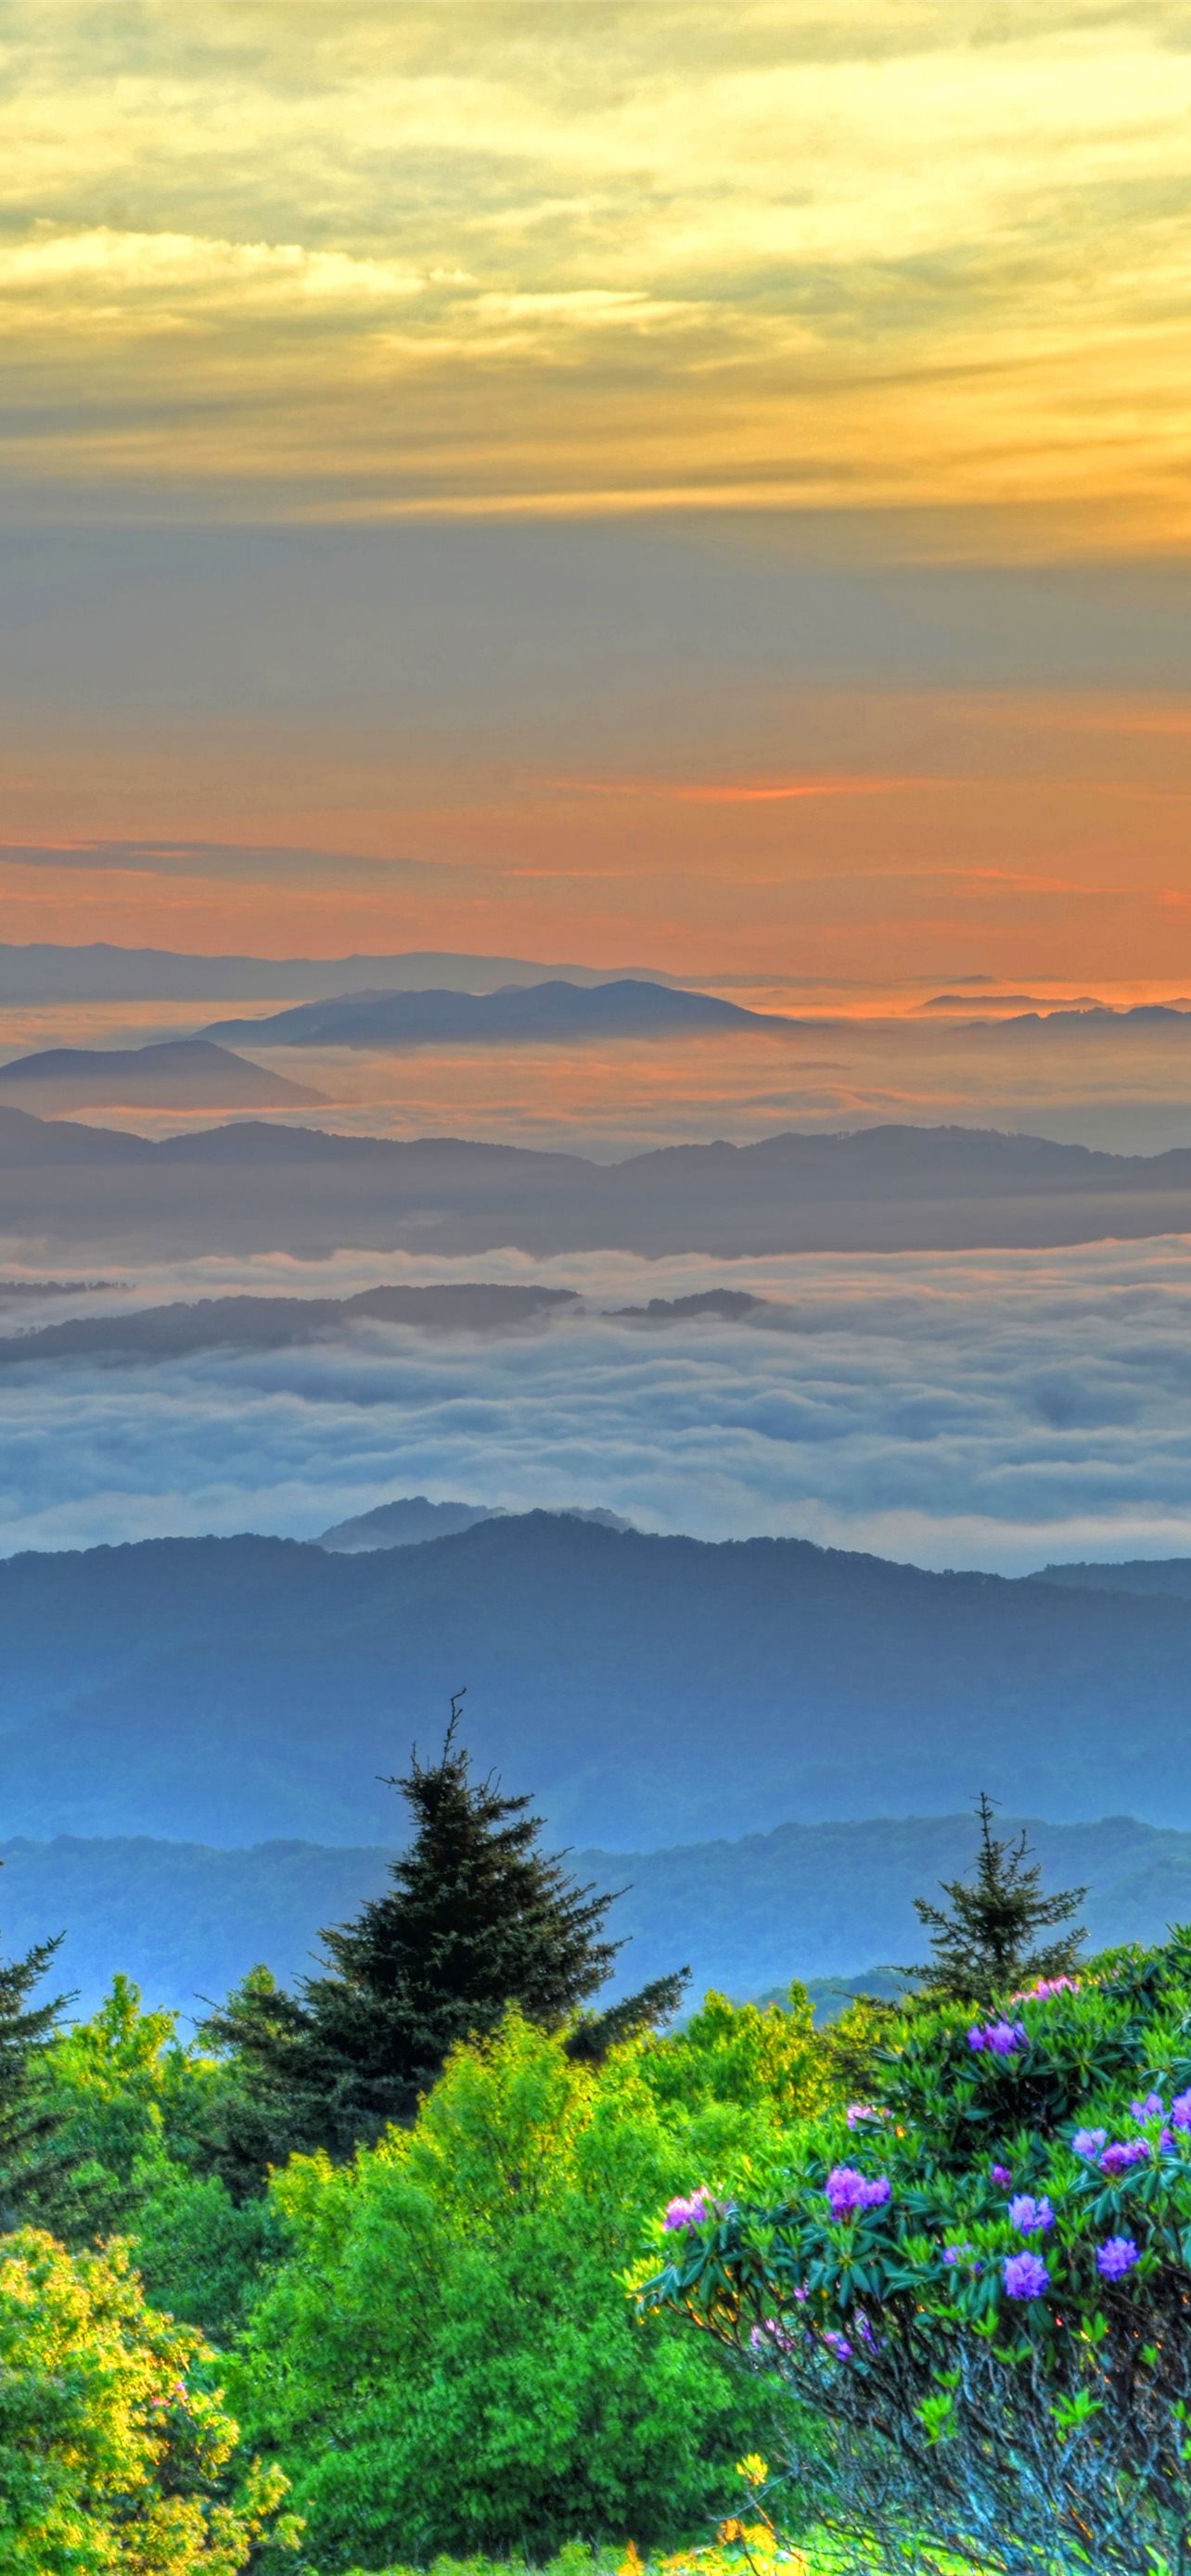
[4,1236,1191,1575]
[7,989,1191,1155]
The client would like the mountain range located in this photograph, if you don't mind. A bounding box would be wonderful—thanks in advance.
[0,944,682,1001]
[316,1496,634,1551]
[200,978,783,1048]
[0,1039,322,1112]
[987,1004,1191,1037]
[0,1283,577,1369]
[8,1111,1191,1257]
[4,1513,1191,1850]
[6,1809,1191,2023]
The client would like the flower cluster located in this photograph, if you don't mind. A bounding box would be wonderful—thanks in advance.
[825,2165,892,2221]
[1072,2093,1191,2171]
[1095,2235,1139,2281]
[1003,2251,1050,2301]
[845,2102,882,2130]
[967,2020,1028,2055]
[990,2161,1014,2187]
[1011,1975,1081,2002]
[663,2191,715,2232]
[1008,2193,1054,2234]
[1100,2138,1150,2177]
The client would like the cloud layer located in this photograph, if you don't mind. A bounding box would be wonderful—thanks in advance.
[3,3,1190,543]
[6,1236,1191,1574]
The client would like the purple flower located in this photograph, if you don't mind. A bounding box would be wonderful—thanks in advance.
[1072,2128,1108,2160]
[822,2328,852,2361]
[826,2165,892,2220]
[1096,2235,1139,2281]
[968,2020,1028,2055]
[750,2316,797,2355]
[1018,1975,1080,2001]
[1100,2139,1150,2178]
[664,2191,712,2231]
[1008,2193,1054,2235]
[1131,2092,1164,2122]
[943,2242,974,2266]
[991,2162,1014,2187]
[1171,2089,1191,2132]
[846,2102,880,2129]
[1003,2251,1050,2301]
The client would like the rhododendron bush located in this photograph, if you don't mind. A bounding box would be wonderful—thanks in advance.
[642,1933,1191,2575]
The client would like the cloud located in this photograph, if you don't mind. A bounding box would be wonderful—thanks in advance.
[2,3,1189,543]
[6,1236,1191,1574]
[0,840,466,885]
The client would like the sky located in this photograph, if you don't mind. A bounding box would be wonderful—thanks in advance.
[1,1,1190,982]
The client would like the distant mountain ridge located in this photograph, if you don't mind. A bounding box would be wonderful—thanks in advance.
[5,1513,1191,1849]
[0,944,684,1001]
[1036,1558,1191,1601]
[6,1811,1189,2020]
[0,1282,577,1369]
[316,1496,634,1551]
[201,978,786,1048]
[0,1039,322,1111]
[988,1005,1191,1036]
[8,1110,1191,1257]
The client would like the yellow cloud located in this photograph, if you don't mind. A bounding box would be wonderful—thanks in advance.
[1,1,1188,547]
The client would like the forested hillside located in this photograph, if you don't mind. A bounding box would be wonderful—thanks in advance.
[8,1810,1191,2016]
[3,1515,1191,1846]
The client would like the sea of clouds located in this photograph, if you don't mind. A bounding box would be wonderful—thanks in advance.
[4,1234,1191,1573]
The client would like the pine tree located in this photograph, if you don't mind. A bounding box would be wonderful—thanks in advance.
[205,1699,687,2162]
[901,1793,1086,2009]
[0,1919,71,2225]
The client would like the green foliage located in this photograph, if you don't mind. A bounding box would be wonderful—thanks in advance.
[901,1792,1086,2008]
[0,2225,296,2572]
[230,2004,835,2567]
[25,1977,285,2345]
[132,2162,284,2350]
[0,1921,70,2224]
[201,1708,685,2174]
[29,1974,201,2241]
[644,1926,1191,2573]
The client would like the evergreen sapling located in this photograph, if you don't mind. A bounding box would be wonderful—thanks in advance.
[900,1791,1086,2008]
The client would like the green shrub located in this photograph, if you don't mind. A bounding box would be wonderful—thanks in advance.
[231,2008,816,2568]
[644,1931,1191,2573]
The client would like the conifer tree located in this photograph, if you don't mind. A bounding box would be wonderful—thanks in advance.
[0,1918,71,2224]
[901,1793,1086,2009]
[204,1700,686,2163]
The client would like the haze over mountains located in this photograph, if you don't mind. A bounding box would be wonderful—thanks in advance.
[6,1513,1191,1849]
[202,978,782,1048]
[316,1495,634,1550]
[0,1038,322,1112]
[9,1108,1191,1259]
[6,1810,1191,2021]
[988,1004,1191,1038]
[0,943,681,1001]
[0,1283,578,1369]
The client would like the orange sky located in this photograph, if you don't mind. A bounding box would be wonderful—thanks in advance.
[2,5,1190,982]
